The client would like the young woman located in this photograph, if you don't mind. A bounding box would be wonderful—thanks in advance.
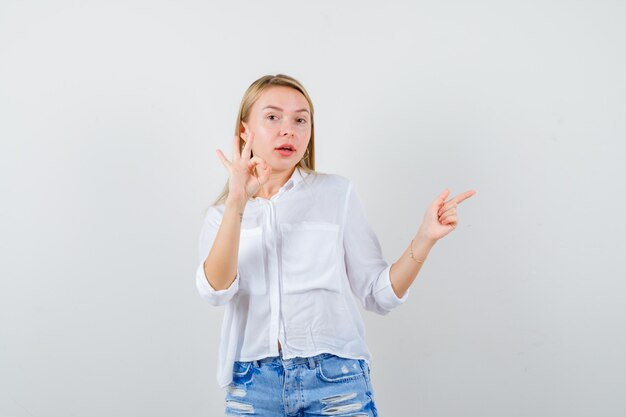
[196,74,475,416]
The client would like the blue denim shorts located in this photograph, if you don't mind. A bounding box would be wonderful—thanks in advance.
[224,353,378,416]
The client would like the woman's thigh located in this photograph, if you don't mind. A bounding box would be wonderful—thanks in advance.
[224,360,285,417]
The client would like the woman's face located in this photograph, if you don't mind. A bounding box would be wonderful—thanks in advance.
[241,86,312,174]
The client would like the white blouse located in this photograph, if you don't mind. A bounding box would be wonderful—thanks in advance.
[195,168,409,387]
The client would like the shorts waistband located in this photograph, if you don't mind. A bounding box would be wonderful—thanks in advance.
[250,352,335,368]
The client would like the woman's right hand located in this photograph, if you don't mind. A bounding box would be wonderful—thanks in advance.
[216,132,271,205]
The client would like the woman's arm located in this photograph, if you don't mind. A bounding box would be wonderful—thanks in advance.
[202,132,271,291]
[389,189,476,298]
[389,232,436,298]
[202,199,246,290]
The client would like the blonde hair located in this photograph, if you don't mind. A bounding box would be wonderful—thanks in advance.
[213,74,316,205]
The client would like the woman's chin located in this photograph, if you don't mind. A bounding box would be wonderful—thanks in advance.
[268,159,299,174]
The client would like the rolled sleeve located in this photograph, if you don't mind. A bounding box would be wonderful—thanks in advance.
[195,263,239,306]
[195,206,239,306]
[371,264,409,313]
[342,182,410,315]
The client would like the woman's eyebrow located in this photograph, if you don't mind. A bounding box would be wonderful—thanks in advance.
[262,105,310,114]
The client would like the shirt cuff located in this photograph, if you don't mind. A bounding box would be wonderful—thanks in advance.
[373,264,409,312]
[195,263,239,306]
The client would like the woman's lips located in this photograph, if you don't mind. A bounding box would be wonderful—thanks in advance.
[275,148,295,157]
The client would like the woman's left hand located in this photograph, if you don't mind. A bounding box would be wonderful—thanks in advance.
[418,189,476,242]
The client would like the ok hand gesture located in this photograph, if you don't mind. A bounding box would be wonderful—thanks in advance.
[216,133,272,204]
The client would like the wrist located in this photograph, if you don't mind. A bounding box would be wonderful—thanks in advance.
[408,236,434,265]
[414,228,438,248]
[225,195,247,212]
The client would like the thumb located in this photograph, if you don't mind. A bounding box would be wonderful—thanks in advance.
[435,188,450,203]
[257,163,272,185]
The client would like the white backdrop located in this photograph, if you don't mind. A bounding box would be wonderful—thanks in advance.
[1,1,625,416]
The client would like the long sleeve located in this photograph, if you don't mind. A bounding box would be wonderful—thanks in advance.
[195,206,239,306]
[342,182,409,315]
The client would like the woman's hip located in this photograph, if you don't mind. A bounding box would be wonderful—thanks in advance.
[224,353,378,416]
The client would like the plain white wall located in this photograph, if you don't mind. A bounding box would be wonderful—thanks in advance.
[1,0,625,416]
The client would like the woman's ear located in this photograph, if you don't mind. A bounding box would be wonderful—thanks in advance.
[240,122,249,140]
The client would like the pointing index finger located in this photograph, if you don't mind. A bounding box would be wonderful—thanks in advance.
[452,189,477,205]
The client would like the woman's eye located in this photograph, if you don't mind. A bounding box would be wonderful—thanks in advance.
[297,118,307,124]
[267,114,277,120]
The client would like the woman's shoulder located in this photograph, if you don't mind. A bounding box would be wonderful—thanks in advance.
[201,203,224,224]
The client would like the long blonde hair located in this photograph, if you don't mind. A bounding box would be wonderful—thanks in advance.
[213,74,316,205]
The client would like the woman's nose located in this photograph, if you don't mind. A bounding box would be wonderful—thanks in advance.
[279,121,295,136]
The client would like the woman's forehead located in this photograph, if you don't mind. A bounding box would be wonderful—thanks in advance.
[255,86,309,112]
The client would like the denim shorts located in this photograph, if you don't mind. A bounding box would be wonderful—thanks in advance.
[224,353,378,417]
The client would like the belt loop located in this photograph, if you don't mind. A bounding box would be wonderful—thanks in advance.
[253,360,259,368]
[307,357,315,370]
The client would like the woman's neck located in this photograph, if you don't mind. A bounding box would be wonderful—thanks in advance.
[254,167,296,200]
